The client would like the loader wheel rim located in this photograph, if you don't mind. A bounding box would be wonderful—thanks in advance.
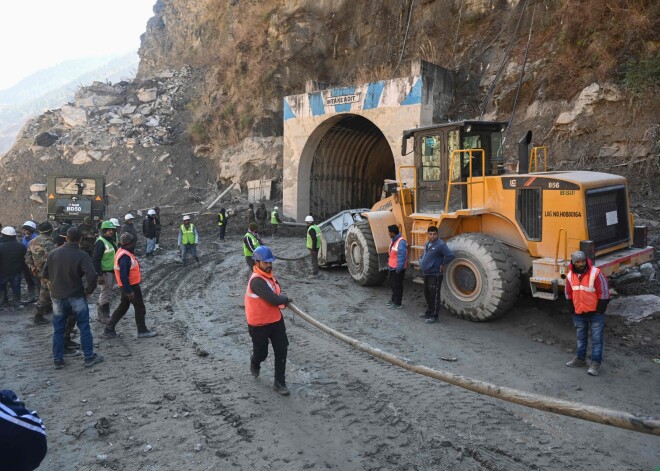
[448,260,482,302]
[349,242,362,269]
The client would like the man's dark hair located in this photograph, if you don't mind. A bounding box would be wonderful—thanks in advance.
[66,227,82,243]
[427,226,438,233]
[387,224,399,234]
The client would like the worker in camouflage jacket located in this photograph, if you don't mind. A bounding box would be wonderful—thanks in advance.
[78,216,98,256]
[25,222,57,325]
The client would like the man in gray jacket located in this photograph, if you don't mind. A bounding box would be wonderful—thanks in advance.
[43,227,103,370]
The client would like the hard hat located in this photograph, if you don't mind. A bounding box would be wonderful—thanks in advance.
[274,206,278,210]
[124,213,135,221]
[305,215,314,223]
[183,215,191,221]
[109,218,120,227]
[22,221,37,230]
[252,245,276,262]
[148,209,156,216]
[1,226,17,236]
[101,221,116,230]
[571,251,587,264]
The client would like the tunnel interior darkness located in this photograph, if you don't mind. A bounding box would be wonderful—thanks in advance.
[309,115,395,219]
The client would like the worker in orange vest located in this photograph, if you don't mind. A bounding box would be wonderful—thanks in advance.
[386,224,407,309]
[244,246,292,395]
[101,232,157,339]
[564,251,610,376]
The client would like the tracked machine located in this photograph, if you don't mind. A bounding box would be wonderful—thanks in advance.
[344,121,653,321]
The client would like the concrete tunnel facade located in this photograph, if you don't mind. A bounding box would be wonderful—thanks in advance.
[282,60,454,222]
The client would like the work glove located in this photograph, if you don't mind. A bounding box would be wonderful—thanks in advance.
[596,299,610,314]
[97,276,105,285]
[282,296,292,306]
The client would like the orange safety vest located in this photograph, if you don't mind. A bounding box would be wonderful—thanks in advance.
[114,248,142,287]
[244,271,284,326]
[388,236,407,269]
[567,266,600,314]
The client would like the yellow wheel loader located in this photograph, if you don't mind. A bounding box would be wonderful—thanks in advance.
[344,121,653,321]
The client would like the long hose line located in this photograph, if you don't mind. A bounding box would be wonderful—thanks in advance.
[287,302,660,436]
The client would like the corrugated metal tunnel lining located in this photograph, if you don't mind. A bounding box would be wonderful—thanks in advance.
[310,115,395,219]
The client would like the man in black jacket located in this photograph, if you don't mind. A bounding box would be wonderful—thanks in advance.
[0,389,47,470]
[43,227,103,370]
[0,226,26,308]
[142,209,158,257]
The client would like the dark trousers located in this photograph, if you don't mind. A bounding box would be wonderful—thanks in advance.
[389,269,406,306]
[423,275,443,318]
[22,265,36,292]
[0,274,21,303]
[218,225,226,240]
[248,317,289,383]
[309,249,319,275]
[107,284,147,333]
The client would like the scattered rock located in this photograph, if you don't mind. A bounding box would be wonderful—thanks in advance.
[96,454,108,463]
[607,295,660,323]
[61,105,88,127]
[34,132,59,147]
[639,263,656,281]
[143,444,153,453]
[138,88,158,103]
[72,150,92,165]
[194,443,203,451]
[30,183,46,192]
[29,193,44,204]
[85,410,93,416]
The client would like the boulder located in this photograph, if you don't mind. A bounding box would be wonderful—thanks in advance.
[122,105,136,115]
[30,183,47,192]
[34,132,59,147]
[137,88,158,103]
[61,105,87,127]
[72,150,92,165]
[607,294,660,323]
[146,117,159,127]
[77,94,123,108]
[30,193,44,204]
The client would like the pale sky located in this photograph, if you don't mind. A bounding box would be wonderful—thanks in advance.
[0,0,155,90]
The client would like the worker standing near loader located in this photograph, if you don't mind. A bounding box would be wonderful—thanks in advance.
[92,221,118,323]
[305,216,321,278]
[386,224,407,309]
[245,245,292,395]
[564,250,610,376]
[270,206,282,238]
[419,226,454,324]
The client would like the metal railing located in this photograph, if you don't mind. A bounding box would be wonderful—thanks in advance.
[445,148,486,213]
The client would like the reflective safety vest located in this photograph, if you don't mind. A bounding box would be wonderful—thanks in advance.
[218,213,225,226]
[388,236,407,269]
[114,248,141,287]
[180,224,196,245]
[96,236,116,272]
[306,224,321,249]
[245,271,284,326]
[243,232,259,256]
[567,266,600,314]
[271,211,279,225]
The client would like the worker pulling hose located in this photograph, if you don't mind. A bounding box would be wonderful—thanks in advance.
[286,302,660,436]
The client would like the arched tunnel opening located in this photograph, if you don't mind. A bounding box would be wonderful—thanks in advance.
[309,115,395,219]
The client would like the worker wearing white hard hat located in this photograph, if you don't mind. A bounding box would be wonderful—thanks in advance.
[178,215,199,266]
[143,210,158,257]
[120,214,139,248]
[305,215,321,277]
[1,226,16,236]
[109,218,120,228]
[21,221,38,247]
[270,206,282,239]
[109,218,120,245]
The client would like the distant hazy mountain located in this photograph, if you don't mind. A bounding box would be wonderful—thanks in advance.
[0,52,139,155]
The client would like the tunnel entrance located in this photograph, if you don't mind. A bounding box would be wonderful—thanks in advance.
[309,115,395,219]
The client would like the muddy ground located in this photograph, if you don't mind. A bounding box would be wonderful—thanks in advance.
[1,232,658,470]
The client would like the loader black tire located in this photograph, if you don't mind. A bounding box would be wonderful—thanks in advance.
[345,221,387,286]
[442,233,520,321]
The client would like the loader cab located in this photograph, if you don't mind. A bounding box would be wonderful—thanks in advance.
[402,121,507,214]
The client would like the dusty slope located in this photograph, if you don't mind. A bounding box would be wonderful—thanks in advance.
[1,235,658,470]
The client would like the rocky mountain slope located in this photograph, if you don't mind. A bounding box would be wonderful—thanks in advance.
[0,0,657,231]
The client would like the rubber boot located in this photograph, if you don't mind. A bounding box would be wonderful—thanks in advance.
[33,305,50,325]
[22,286,37,305]
[64,314,79,348]
[97,304,111,323]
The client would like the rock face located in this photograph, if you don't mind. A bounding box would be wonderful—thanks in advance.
[213,137,283,186]
[61,105,87,127]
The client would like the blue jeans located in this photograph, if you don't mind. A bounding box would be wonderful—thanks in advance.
[0,274,21,303]
[52,297,94,361]
[145,237,156,255]
[573,313,604,363]
[181,244,197,264]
